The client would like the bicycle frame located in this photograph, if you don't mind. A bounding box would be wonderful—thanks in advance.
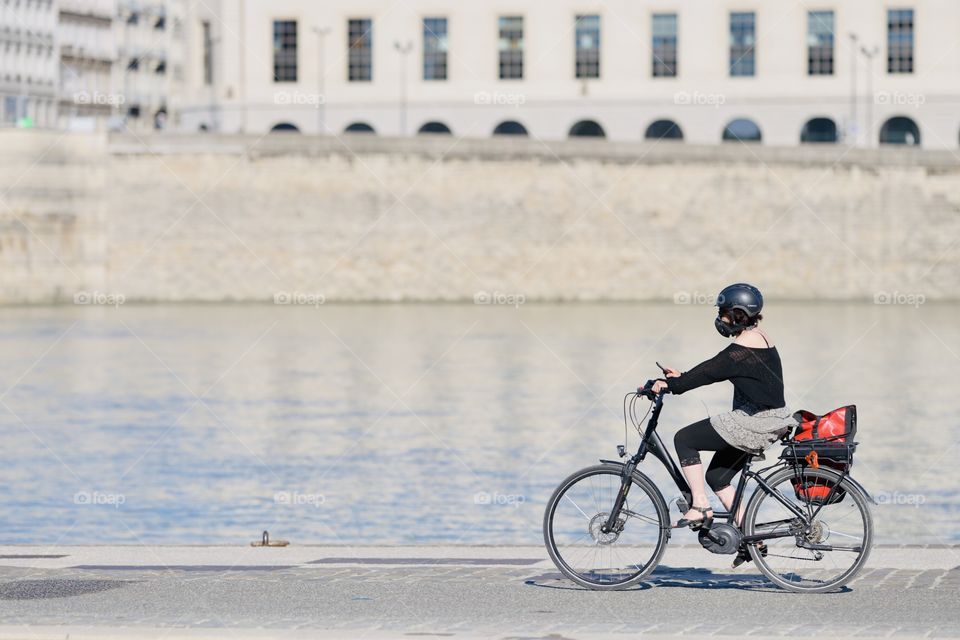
[601,391,835,542]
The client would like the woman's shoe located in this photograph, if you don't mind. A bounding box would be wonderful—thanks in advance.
[674,506,714,531]
[732,542,768,568]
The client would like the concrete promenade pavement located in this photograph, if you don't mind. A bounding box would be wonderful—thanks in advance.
[0,544,957,639]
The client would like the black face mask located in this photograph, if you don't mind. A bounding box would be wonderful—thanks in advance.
[715,315,743,338]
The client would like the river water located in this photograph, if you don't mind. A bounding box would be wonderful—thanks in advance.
[0,302,956,545]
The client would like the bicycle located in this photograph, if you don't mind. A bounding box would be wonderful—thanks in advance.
[542,378,874,593]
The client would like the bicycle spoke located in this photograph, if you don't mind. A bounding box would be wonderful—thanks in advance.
[563,494,592,521]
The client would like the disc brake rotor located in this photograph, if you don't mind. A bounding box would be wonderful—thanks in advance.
[588,512,623,545]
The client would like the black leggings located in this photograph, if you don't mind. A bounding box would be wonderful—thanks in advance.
[674,418,750,492]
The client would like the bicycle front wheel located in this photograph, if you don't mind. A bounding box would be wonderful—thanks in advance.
[543,463,670,590]
[744,466,873,593]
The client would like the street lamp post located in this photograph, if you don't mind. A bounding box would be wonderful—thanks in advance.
[860,45,880,148]
[209,36,221,132]
[393,40,413,136]
[848,32,859,146]
[312,26,330,135]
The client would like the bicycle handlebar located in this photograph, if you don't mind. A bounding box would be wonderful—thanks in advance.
[637,378,671,401]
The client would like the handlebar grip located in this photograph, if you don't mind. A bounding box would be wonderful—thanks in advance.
[638,379,670,400]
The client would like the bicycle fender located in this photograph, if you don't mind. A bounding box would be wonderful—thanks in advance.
[842,475,878,505]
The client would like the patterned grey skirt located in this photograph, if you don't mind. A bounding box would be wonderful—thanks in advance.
[709,401,798,455]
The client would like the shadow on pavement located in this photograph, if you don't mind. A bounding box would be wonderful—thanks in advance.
[0,579,138,600]
[525,565,850,592]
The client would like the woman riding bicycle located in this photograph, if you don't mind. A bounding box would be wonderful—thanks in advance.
[650,283,796,562]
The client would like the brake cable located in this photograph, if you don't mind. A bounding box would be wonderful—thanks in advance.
[621,392,652,456]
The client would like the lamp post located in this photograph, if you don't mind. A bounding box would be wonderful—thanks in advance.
[847,32,859,146]
[860,45,880,148]
[393,40,413,135]
[312,26,330,135]
[209,36,221,132]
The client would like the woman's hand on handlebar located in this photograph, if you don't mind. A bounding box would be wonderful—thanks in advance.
[651,379,670,395]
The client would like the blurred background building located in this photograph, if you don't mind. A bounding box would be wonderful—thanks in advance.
[114,0,186,132]
[180,0,957,149]
[57,0,116,131]
[1,0,958,147]
[0,0,57,128]
[1,0,184,133]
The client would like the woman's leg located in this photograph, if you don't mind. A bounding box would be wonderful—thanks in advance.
[706,447,750,525]
[673,418,730,523]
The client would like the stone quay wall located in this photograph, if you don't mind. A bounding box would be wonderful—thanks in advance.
[0,130,957,303]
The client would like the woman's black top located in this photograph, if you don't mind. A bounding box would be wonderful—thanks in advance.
[665,344,786,410]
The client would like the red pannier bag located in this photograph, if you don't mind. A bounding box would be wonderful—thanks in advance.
[787,406,857,505]
[793,406,856,443]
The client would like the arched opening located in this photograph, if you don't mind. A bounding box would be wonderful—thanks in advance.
[418,121,452,134]
[645,119,683,141]
[722,118,762,143]
[270,122,300,133]
[568,120,606,138]
[344,122,376,134]
[800,117,838,143]
[493,120,528,136]
[879,116,920,146]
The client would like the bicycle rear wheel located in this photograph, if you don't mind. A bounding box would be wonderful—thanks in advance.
[543,463,669,590]
[743,466,873,593]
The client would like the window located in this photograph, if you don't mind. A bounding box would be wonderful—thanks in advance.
[493,120,528,136]
[3,96,17,124]
[887,9,913,74]
[418,121,452,135]
[575,15,600,79]
[652,13,677,77]
[807,11,834,75]
[348,18,373,81]
[202,20,213,85]
[880,116,920,145]
[729,12,755,77]
[801,117,838,143]
[498,16,523,80]
[423,17,447,80]
[723,118,762,142]
[272,20,297,82]
[569,120,605,138]
[345,122,376,134]
[645,119,683,140]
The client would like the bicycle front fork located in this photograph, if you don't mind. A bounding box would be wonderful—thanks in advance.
[600,460,637,534]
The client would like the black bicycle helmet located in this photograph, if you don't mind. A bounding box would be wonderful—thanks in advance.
[715,283,763,337]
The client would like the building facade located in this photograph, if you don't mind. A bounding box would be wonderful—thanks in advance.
[57,0,115,131]
[1,0,186,131]
[0,0,58,128]
[178,0,960,149]
[115,0,186,132]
